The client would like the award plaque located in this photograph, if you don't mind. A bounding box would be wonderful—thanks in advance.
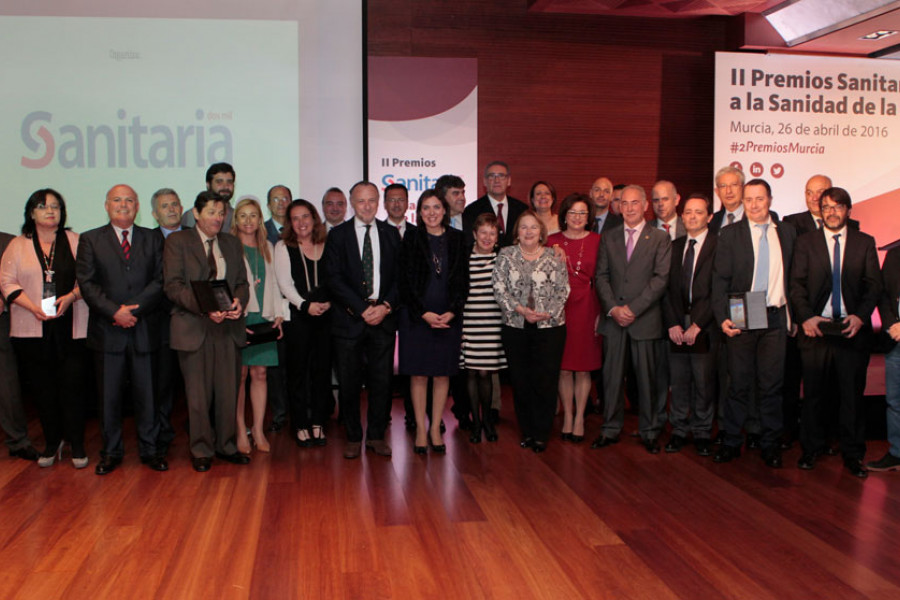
[191,279,234,313]
[818,319,846,337]
[728,291,768,330]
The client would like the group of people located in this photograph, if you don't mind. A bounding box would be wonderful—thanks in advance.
[1,159,898,480]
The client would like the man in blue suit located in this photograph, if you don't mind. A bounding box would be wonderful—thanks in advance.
[76,184,167,474]
[324,181,401,459]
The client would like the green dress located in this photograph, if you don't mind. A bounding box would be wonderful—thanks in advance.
[242,245,278,366]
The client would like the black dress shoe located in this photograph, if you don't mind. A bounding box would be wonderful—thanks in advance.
[141,456,169,472]
[713,431,727,446]
[9,446,39,461]
[797,453,817,470]
[824,445,840,456]
[779,435,796,451]
[746,434,762,450]
[95,456,122,475]
[761,449,783,468]
[664,435,687,453]
[532,441,547,453]
[644,438,660,454]
[215,452,251,465]
[844,459,868,478]
[520,437,534,449]
[590,435,619,449]
[867,452,900,472]
[192,457,212,472]
[713,445,741,463]
[694,439,712,457]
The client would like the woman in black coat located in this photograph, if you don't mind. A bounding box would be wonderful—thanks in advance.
[398,189,468,454]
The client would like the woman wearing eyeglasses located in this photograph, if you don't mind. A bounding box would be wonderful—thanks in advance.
[548,194,603,444]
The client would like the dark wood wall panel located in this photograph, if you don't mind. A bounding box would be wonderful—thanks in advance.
[369,0,729,204]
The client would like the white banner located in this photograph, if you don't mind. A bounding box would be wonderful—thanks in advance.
[715,52,900,249]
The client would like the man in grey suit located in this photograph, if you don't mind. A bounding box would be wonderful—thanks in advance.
[77,184,167,474]
[592,184,672,453]
[164,191,250,472]
[0,232,39,461]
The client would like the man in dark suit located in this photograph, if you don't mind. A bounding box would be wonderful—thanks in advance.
[164,191,250,472]
[592,184,671,453]
[662,194,718,456]
[589,176,624,234]
[650,180,686,241]
[324,181,401,459]
[712,178,796,468]
[150,188,186,455]
[790,187,880,478]
[462,161,527,247]
[384,182,418,431]
[870,246,900,472]
[77,184,167,474]
[0,232,39,461]
[708,166,745,236]
[782,174,857,449]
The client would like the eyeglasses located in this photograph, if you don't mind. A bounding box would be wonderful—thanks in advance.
[485,173,509,180]
[384,198,408,204]
[821,204,847,214]
[716,183,741,190]
[568,211,588,216]
[36,203,61,211]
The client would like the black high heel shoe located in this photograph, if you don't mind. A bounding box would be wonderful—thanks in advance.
[469,425,482,444]
[429,432,446,454]
[413,444,427,455]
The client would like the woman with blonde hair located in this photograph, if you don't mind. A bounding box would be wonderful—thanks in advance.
[231,196,285,454]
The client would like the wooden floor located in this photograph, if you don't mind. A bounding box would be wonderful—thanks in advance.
[3,395,900,600]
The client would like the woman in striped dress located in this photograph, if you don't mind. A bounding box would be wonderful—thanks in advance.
[460,213,507,443]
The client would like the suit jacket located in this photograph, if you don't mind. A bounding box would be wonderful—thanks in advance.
[789,228,881,343]
[708,208,733,236]
[265,218,285,246]
[595,223,671,340]
[163,228,249,351]
[398,226,469,320]
[712,217,796,326]
[323,218,401,338]
[783,210,860,236]
[76,224,164,353]
[462,195,527,247]
[662,232,718,333]
[879,247,900,348]
[592,211,623,234]
[649,217,686,240]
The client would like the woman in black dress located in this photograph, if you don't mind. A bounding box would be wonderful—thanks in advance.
[398,189,468,454]
[274,199,332,447]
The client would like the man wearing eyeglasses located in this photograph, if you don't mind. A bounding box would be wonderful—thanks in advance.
[709,166,745,235]
[265,185,292,246]
[462,161,527,247]
[790,187,879,478]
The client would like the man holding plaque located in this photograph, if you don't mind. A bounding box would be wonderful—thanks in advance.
[712,178,796,468]
[789,187,880,478]
[76,184,166,475]
[164,190,249,472]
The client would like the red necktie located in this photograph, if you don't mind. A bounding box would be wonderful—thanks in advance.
[121,230,131,260]
[496,203,505,234]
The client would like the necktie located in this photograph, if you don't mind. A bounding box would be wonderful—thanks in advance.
[832,234,842,318]
[625,228,636,262]
[663,223,670,233]
[727,213,735,225]
[595,217,602,233]
[121,230,131,260]
[753,224,769,293]
[206,239,217,280]
[496,203,505,235]
[816,218,823,230]
[683,238,696,307]
[362,224,374,297]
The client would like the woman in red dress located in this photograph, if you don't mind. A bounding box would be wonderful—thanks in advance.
[547,193,602,443]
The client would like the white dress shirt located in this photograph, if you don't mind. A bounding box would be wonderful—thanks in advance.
[354,217,381,299]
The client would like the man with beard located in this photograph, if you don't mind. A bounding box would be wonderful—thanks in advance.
[790,187,880,478]
[182,163,236,231]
